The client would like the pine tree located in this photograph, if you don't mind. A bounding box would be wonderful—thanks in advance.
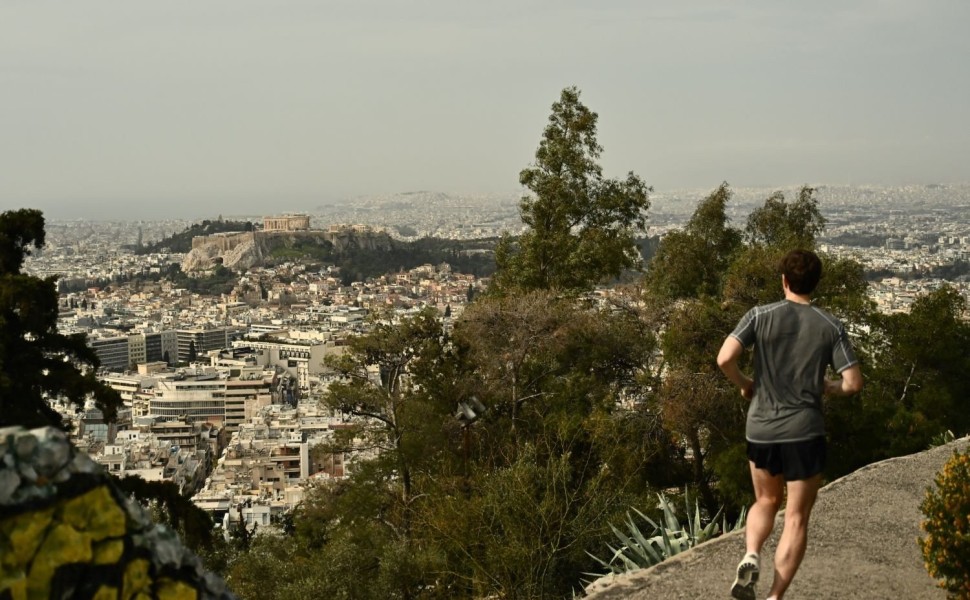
[493,87,650,293]
[0,209,122,429]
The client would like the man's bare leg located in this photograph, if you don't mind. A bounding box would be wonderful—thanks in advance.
[746,461,784,554]
[732,463,784,599]
[766,474,822,600]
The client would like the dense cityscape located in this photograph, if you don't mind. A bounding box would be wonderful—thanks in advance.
[5,1,970,595]
[15,182,970,537]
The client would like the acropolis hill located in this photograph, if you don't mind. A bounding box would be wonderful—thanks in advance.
[182,215,392,272]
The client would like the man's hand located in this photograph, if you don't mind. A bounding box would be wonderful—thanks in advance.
[825,365,863,396]
[718,336,754,400]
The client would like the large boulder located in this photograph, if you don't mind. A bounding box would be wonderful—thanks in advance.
[0,427,236,600]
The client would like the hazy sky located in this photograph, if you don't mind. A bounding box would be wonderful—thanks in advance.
[2,1,969,220]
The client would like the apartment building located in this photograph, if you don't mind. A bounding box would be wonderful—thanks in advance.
[88,334,130,372]
[192,409,327,527]
[224,374,275,430]
[176,326,233,363]
[151,376,227,424]
[148,369,274,431]
[101,373,154,403]
[77,406,132,444]
[88,328,181,373]
[139,329,178,364]
[233,333,343,391]
[127,333,147,366]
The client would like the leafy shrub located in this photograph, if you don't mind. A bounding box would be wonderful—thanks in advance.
[919,446,970,599]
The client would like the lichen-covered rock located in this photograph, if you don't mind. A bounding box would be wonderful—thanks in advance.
[124,559,153,598]
[92,539,125,565]
[0,505,54,572]
[0,426,236,600]
[60,486,127,539]
[29,522,94,596]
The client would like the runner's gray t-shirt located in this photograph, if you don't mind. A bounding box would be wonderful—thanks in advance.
[730,300,858,443]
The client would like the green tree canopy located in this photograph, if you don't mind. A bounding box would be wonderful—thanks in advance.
[644,182,742,302]
[722,186,830,309]
[232,293,668,599]
[827,285,970,475]
[744,186,826,249]
[493,87,651,293]
[320,308,451,520]
[428,291,666,597]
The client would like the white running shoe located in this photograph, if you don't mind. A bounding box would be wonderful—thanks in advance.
[730,552,760,600]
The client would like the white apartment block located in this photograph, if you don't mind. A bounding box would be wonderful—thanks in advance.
[232,337,343,391]
[101,373,154,403]
[150,371,273,430]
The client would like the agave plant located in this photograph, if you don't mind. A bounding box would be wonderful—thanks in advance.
[585,491,747,578]
[928,429,956,448]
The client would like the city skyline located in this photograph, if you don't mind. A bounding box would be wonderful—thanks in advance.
[2,0,969,220]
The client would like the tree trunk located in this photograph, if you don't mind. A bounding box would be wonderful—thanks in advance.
[688,428,718,515]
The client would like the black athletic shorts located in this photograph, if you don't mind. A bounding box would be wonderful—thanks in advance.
[746,436,826,481]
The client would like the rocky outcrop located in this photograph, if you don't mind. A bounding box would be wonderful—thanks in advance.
[182,232,260,272]
[181,229,394,272]
[0,427,236,600]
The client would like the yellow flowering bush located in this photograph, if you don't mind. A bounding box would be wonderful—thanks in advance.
[919,446,970,599]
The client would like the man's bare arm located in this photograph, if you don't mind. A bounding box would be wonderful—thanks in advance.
[825,364,863,396]
[717,336,754,399]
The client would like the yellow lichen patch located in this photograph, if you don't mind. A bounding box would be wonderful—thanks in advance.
[26,522,92,598]
[0,507,55,572]
[93,539,125,565]
[60,486,127,540]
[0,573,27,600]
[122,559,152,600]
[92,584,119,600]
[156,578,198,600]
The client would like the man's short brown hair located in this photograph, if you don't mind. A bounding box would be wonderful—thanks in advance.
[780,249,822,294]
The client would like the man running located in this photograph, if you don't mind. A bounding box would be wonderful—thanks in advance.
[717,249,863,600]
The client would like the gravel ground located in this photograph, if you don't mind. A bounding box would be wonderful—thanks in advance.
[584,438,969,600]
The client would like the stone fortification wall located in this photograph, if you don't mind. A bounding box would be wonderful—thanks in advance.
[190,232,255,252]
[0,427,235,600]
